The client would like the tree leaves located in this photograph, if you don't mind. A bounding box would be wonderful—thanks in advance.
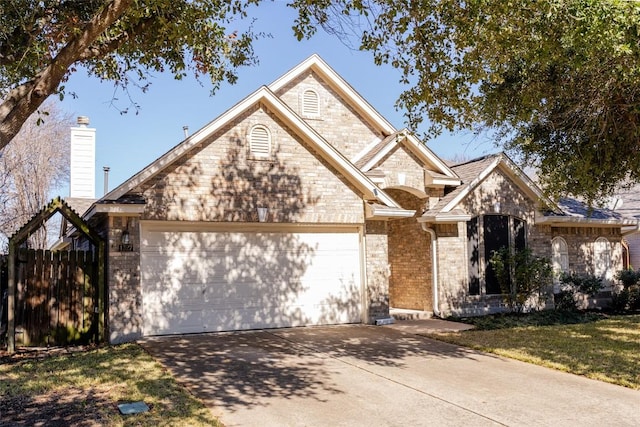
[292,0,640,203]
[0,0,261,148]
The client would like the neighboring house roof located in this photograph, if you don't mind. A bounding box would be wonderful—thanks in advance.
[268,54,397,136]
[611,184,640,220]
[97,85,409,214]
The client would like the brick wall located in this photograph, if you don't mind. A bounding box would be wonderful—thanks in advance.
[439,169,542,316]
[386,190,433,311]
[90,214,144,344]
[136,106,365,224]
[551,226,623,279]
[375,146,426,190]
[364,220,390,321]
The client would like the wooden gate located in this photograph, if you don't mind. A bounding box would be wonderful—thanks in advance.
[14,249,97,346]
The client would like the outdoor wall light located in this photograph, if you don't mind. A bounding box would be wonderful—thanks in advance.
[397,172,406,186]
[119,224,133,252]
[493,202,501,213]
[257,207,268,222]
[121,229,130,245]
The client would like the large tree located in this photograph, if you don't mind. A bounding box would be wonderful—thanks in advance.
[3,1,640,203]
[0,0,258,150]
[292,0,640,204]
[0,100,73,249]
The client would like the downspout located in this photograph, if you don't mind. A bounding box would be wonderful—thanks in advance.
[421,223,440,317]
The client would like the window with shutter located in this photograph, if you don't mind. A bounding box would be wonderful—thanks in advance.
[302,89,320,117]
[249,125,271,157]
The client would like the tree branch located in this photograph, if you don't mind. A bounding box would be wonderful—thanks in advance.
[0,0,133,150]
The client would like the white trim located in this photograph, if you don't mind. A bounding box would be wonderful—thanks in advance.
[442,156,502,213]
[426,175,463,187]
[402,132,458,178]
[85,203,146,219]
[365,204,416,219]
[358,135,397,171]
[360,131,459,182]
[269,54,396,135]
[442,154,559,213]
[418,213,473,223]
[140,220,362,234]
[352,137,388,165]
[103,86,402,209]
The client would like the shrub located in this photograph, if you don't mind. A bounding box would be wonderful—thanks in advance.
[612,269,640,313]
[556,273,604,311]
[489,248,553,313]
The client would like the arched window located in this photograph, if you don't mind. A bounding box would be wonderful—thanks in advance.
[301,89,320,116]
[551,237,569,284]
[248,125,271,158]
[594,237,612,282]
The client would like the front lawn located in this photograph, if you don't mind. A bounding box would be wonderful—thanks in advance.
[430,312,640,389]
[0,343,221,426]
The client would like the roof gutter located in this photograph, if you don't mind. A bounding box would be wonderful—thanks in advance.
[418,213,473,224]
[84,202,146,220]
[536,216,639,228]
[365,203,416,219]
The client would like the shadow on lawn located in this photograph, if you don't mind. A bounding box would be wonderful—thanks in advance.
[141,324,481,412]
[0,386,113,426]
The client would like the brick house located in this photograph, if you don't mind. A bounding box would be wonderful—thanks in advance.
[69,55,637,343]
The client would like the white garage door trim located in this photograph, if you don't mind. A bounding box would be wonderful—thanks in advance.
[140,221,364,335]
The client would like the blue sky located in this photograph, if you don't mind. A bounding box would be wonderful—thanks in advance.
[59,1,496,197]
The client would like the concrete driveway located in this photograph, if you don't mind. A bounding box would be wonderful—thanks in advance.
[141,324,640,426]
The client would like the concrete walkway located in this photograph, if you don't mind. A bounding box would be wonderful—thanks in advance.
[141,322,639,427]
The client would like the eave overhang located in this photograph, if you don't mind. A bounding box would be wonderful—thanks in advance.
[418,210,473,224]
[366,203,416,219]
[85,202,146,220]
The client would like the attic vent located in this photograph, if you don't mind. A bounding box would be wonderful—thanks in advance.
[249,125,271,157]
[301,89,319,117]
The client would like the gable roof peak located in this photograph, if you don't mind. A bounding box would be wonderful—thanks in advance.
[268,54,397,135]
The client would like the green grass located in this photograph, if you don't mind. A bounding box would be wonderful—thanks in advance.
[0,343,222,426]
[431,313,640,389]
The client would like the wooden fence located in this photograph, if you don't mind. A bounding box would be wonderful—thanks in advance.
[13,249,98,346]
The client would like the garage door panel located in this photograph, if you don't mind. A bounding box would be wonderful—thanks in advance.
[141,229,362,335]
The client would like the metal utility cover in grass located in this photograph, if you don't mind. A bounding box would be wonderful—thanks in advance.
[118,401,150,415]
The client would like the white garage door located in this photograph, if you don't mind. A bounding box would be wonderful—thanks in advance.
[140,225,362,335]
